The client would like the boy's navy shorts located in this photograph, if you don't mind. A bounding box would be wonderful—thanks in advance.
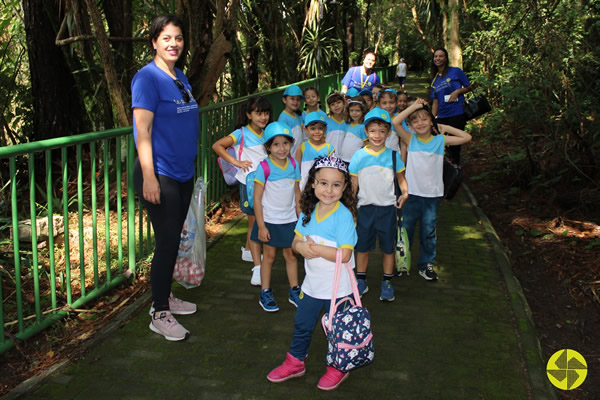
[356,204,396,254]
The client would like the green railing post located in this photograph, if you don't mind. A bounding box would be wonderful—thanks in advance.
[10,158,24,333]
[45,150,57,309]
[127,134,136,277]
[28,156,41,322]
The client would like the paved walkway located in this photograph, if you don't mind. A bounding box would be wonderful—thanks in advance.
[18,187,558,400]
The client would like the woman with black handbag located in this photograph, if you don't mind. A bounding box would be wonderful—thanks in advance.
[429,48,472,165]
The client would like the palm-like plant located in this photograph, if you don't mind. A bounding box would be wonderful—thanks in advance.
[299,23,341,79]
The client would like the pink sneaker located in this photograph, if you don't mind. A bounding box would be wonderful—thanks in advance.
[148,294,197,315]
[267,353,306,383]
[317,366,349,391]
[168,294,197,315]
[149,311,190,341]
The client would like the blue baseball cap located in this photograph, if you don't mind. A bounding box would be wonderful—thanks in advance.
[304,111,328,127]
[345,87,360,98]
[359,89,373,98]
[282,84,305,99]
[363,107,391,127]
[264,122,294,142]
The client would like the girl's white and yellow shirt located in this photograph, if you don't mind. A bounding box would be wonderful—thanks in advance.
[295,201,357,299]
[254,155,301,224]
[229,125,267,184]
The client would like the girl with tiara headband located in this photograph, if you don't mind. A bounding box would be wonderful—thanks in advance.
[267,155,359,391]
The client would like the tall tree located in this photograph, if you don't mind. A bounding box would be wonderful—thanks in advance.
[23,0,90,140]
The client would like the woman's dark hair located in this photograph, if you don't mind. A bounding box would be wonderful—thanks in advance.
[149,15,186,54]
[264,135,295,155]
[430,47,449,78]
[234,96,273,129]
[300,159,357,226]
[363,49,376,60]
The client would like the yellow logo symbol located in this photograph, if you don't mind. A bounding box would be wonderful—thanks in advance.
[381,113,388,119]
[244,200,249,207]
[546,349,587,390]
[284,128,290,134]
[299,291,304,299]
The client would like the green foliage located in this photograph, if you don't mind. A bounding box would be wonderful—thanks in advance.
[462,0,600,214]
[0,0,33,145]
[299,24,342,80]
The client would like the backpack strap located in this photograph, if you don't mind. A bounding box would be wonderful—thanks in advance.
[237,128,244,160]
[289,156,297,169]
[261,159,271,182]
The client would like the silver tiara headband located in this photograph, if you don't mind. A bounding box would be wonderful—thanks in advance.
[314,155,348,173]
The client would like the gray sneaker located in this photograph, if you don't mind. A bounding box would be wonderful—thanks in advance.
[419,264,439,281]
[149,311,190,341]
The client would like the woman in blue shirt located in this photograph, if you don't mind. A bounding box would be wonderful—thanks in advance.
[429,48,472,165]
[341,51,380,94]
[132,15,199,341]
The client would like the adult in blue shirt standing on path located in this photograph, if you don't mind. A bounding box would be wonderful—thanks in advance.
[429,47,472,165]
[132,15,199,342]
[341,51,380,94]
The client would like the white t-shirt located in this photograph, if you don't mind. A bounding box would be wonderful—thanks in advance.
[295,202,357,299]
[254,156,301,224]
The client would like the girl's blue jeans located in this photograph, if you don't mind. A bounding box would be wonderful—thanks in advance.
[402,195,441,270]
[289,292,354,360]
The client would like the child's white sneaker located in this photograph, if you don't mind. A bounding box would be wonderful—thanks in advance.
[251,265,261,286]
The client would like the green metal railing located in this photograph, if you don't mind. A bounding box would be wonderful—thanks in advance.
[0,66,394,354]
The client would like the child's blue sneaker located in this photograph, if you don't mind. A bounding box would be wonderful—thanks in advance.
[288,286,301,308]
[357,279,369,297]
[259,289,279,312]
[379,280,395,302]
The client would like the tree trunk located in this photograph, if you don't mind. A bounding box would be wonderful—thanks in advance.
[84,0,131,127]
[441,0,448,50]
[103,0,133,91]
[23,0,90,140]
[411,5,434,53]
[448,0,462,68]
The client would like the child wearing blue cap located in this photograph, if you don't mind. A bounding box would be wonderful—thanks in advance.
[349,107,409,302]
[296,112,335,190]
[279,85,305,159]
[252,122,302,312]
[344,87,361,101]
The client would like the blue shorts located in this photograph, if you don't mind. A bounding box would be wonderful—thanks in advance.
[239,183,254,216]
[251,221,296,248]
[356,204,396,254]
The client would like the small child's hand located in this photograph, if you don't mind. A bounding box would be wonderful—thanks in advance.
[415,98,427,106]
[297,236,319,259]
[396,193,409,209]
[237,160,253,171]
[258,226,270,242]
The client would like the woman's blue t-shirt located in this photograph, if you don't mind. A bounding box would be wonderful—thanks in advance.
[131,61,199,182]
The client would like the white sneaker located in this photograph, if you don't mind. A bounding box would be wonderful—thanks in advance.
[241,246,253,262]
[251,265,261,286]
[149,311,190,341]
[241,246,263,263]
